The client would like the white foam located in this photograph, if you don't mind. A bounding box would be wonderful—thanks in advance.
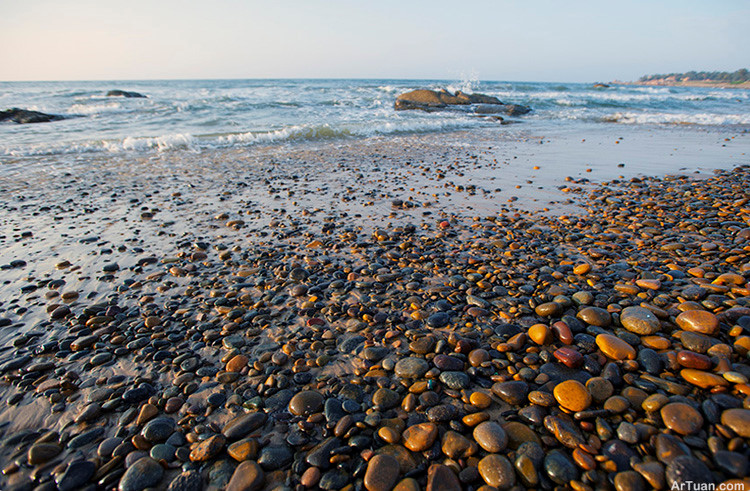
[68,102,122,115]
[113,133,196,152]
[602,111,750,125]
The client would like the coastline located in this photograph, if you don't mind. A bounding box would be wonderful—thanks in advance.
[1,128,750,489]
[614,80,750,90]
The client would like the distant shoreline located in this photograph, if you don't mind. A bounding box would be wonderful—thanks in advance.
[613,79,750,89]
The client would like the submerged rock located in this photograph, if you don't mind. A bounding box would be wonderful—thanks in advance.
[106,89,147,98]
[0,108,64,124]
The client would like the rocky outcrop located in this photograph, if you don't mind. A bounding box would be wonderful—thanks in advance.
[106,90,146,98]
[473,104,531,116]
[0,108,65,124]
[395,89,530,116]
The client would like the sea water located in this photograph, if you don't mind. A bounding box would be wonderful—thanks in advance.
[1,79,748,158]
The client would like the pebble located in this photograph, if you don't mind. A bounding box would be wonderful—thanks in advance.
[577,306,611,327]
[721,408,750,438]
[395,357,429,379]
[27,443,61,465]
[189,434,226,462]
[426,463,461,491]
[118,457,163,491]
[473,421,508,453]
[478,454,515,489]
[676,310,720,335]
[491,380,529,405]
[402,423,438,452]
[288,390,324,416]
[619,306,661,335]
[553,379,591,412]
[364,454,400,491]
[223,412,267,440]
[661,402,704,435]
[544,450,579,485]
[596,333,636,360]
[3,158,750,491]
[226,460,264,491]
[665,455,714,488]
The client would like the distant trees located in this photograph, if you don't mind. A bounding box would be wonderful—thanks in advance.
[639,69,749,84]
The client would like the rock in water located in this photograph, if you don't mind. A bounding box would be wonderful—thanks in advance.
[395,89,500,110]
[106,90,147,98]
[0,108,64,124]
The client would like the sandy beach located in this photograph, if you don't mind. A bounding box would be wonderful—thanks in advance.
[0,121,749,490]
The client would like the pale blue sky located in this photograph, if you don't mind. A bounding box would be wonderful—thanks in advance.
[0,0,747,82]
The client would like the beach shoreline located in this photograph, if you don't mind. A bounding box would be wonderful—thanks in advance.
[1,127,750,489]
[614,80,750,90]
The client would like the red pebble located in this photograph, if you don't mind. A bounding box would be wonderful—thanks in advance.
[554,347,584,368]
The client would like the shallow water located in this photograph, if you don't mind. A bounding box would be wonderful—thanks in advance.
[1,79,748,158]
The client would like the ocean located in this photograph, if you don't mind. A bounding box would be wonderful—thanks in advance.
[1,79,749,158]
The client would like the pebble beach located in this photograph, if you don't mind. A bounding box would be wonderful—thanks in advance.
[1,81,750,491]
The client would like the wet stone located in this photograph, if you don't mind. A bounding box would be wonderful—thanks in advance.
[410,336,436,354]
[577,306,611,327]
[364,454,400,491]
[491,380,529,406]
[28,443,62,465]
[473,421,508,453]
[426,463,461,491]
[661,402,704,435]
[426,312,450,328]
[167,471,203,491]
[620,306,661,335]
[553,379,591,412]
[118,457,164,491]
[713,451,748,478]
[721,408,750,438]
[596,333,636,360]
[540,362,592,384]
[655,433,691,464]
[544,414,585,448]
[402,423,438,452]
[602,439,638,471]
[257,445,293,471]
[288,390,324,416]
[226,460,264,491]
[142,418,176,443]
[319,468,351,490]
[305,437,341,469]
[395,357,429,379]
[666,455,714,488]
[189,434,226,462]
[544,450,579,485]
[373,387,401,409]
[433,354,464,371]
[614,470,646,491]
[438,371,470,390]
[56,460,96,491]
[223,412,266,440]
[676,310,720,335]
[478,454,515,489]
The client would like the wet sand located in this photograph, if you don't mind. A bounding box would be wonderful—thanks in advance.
[0,127,749,490]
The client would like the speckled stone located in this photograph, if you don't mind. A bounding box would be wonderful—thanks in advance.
[660,403,704,435]
[478,454,516,489]
[620,306,661,335]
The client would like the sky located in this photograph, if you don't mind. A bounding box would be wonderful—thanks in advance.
[0,0,747,82]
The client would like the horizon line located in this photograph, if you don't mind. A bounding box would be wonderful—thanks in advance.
[0,76,617,84]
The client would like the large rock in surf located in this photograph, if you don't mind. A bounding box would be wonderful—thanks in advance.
[395,89,530,115]
[106,90,146,98]
[0,108,64,124]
